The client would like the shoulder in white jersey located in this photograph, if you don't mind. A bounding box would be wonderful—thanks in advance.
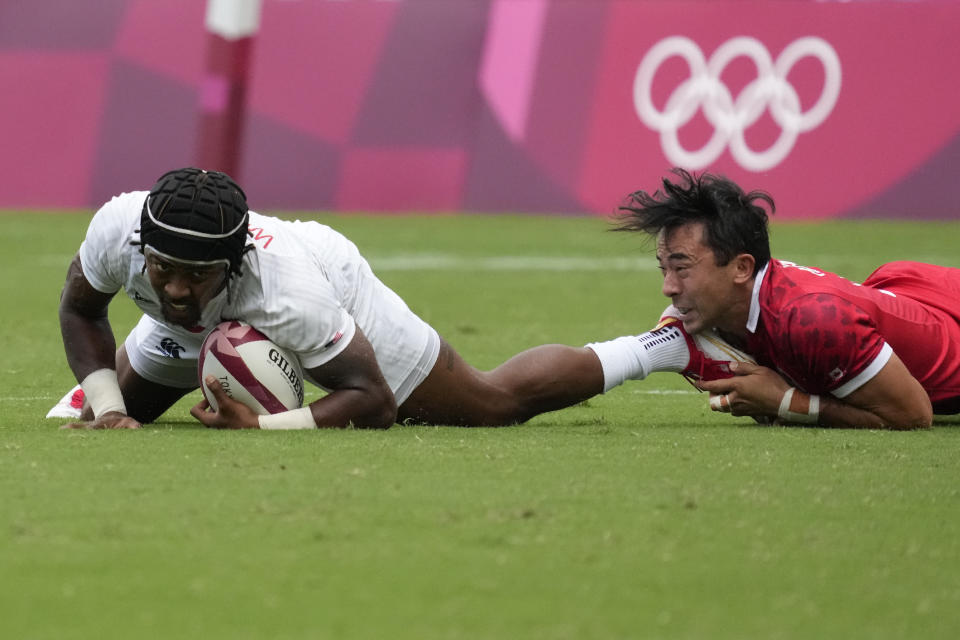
[79,190,231,331]
[227,212,438,398]
[225,212,358,370]
[78,190,147,295]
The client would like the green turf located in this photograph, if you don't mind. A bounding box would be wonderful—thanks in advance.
[2,211,959,639]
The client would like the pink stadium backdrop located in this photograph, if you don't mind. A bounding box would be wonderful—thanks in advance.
[2,0,959,219]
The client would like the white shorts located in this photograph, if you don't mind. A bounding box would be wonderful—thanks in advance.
[124,312,440,406]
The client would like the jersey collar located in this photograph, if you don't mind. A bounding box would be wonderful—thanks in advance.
[746,260,771,334]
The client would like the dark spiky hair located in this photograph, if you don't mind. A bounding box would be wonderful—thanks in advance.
[615,168,773,275]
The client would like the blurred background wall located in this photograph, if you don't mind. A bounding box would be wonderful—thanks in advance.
[2,0,958,218]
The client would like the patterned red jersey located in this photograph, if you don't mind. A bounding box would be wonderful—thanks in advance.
[744,260,960,412]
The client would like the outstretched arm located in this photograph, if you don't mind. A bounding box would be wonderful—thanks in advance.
[59,254,141,430]
[191,326,397,429]
[61,254,117,379]
[700,354,932,430]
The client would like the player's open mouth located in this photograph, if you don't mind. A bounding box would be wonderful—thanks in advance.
[164,302,192,314]
[161,300,198,324]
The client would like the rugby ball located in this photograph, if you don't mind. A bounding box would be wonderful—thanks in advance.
[198,321,304,414]
[693,328,756,366]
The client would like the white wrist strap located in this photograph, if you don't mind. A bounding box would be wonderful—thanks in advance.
[258,407,316,430]
[778,387,820,424]
[80,368,127,418]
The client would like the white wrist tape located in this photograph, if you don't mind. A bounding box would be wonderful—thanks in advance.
[258,407,316,430]
[80,368,127,418]
[777,387,820,424]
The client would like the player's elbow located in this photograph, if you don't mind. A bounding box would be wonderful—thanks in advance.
[358,387,398,429]
[368,405,397,430]
[883,398,933,430]
[887,407,933,430]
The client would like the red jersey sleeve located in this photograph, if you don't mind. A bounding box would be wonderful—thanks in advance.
[770,293,888,396]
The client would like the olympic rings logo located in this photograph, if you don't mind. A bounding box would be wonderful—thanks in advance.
[634,36,842,171]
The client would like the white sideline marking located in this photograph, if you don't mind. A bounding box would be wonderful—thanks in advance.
[32,253,655,272]
[368,254,654,271]
[18,390,696,409]
[366,253,960,272]
[36,252,960,273]
[630,389,699,395]
[9,391,697,401]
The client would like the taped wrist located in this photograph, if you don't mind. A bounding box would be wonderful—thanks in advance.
[80,368,127,418]
[777,387,820,424]
[258,407,316,430]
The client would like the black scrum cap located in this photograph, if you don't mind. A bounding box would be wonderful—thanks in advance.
[139,168,249,274]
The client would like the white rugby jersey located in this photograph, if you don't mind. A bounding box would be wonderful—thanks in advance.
[78,190,427,373]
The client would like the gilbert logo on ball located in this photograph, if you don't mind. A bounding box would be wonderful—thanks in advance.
[198,321,304,414]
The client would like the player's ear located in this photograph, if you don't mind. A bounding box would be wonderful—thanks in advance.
[731,253,755,284]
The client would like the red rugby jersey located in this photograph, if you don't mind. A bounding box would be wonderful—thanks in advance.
[745,260,960,412]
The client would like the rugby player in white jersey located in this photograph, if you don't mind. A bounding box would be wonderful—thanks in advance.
[51,167,723,430]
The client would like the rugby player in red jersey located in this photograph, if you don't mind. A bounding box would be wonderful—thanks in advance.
[613,168,960,429]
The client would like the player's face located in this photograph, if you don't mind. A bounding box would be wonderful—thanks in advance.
[144,250,228,328]
[656,223,743,335]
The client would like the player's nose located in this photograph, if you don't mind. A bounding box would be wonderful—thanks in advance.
[661,273,681,298]
[163,275,192,300]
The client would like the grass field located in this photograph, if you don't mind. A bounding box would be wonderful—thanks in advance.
[2,211,960,639]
